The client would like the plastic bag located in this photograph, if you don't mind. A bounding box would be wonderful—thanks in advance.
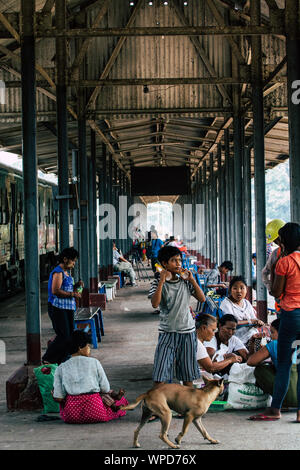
[34,364,60,413]
[228,363,257,385]
[227,363,270,410]
[227,382,270,410]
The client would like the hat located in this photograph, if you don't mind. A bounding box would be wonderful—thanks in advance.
[266,219,285,244]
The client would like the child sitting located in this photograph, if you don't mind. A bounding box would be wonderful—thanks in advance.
[220,276,264,348]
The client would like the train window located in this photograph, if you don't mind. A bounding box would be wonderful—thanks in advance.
[38,195,41,224]
[4,189,9,224]
[18,192,23,224]
[51,199,54,225]
[47,197,51,225]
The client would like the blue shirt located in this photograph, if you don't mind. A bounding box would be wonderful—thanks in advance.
[266,340,297,369]
[151,239,163,258]
[48,265,76,311]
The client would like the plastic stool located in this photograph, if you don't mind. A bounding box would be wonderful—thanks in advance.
[114,272,124,288]
[74,318,98,349]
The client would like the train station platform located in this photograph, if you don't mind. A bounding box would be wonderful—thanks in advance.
[0,276,299,451]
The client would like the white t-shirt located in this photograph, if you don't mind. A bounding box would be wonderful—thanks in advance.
[204,335,247,362]
[196,339,209,361]
[220,297,258,344]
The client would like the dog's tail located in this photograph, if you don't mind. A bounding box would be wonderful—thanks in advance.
[120,393,147,411]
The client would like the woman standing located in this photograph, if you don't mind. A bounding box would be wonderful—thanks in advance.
[42,247,82,365]
[250,223,300,422]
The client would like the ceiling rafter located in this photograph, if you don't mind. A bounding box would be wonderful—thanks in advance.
[192,117,233,177]
[87,119,130,178]
[206,0,246,65]
[85,0,144,113]
[170,0,232,106]
[70,0,109,80]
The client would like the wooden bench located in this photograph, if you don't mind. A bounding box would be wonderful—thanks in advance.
[74,307,105,349]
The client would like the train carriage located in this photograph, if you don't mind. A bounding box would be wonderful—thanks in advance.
[0,161,58,298]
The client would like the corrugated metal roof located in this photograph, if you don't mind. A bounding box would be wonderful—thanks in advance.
[0,0,290,200]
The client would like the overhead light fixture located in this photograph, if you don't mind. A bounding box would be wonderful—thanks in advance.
[130,1,134,5]
[183,1,188,5]
[148,1,153,4]
[143,85,150,94]
[164,1,168,5]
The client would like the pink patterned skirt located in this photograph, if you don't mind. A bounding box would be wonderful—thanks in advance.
[60,393,128,424]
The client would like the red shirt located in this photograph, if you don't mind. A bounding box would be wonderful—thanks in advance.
[275,252,300,311]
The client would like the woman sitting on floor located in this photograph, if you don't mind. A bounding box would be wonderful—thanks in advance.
[196,314,243,375]
[220,276,264,349]
[53,330,128,424]
[204,314,249,378]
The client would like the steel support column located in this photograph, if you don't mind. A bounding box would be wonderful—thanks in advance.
[203,162,209,266]
[228,132,236,274]
[224,129,231,261]
[88,129,98,292]
[72,149,80,282]
[218,144,226,264]
[286,0,300,223]
[233,112,245,276]
[78,106,90,288]
[56,0,69,250]
[251,0,267,321]
[21,0,41,365]
[243,145,253,300]
[203,162,210,267]
[210,153,217,266]
[107,155,113,277]
[99,144,107,280]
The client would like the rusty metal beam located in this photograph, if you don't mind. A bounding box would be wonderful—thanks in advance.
[87,119,130,179]
[206,0,246,65]
[170,0,232,105]
[42,0,55,13]
[85,0,144,112]
[191,117,233,177]
[265,0,279,11]
[7,76,286,87]
[37,25,285,38]
[70,0,109,80]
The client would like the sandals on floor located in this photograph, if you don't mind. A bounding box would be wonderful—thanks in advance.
[248,413,280,421]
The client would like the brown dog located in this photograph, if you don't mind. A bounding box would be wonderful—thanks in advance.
[121,378,224,449]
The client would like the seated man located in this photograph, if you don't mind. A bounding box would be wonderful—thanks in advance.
[113,241,137,286]
[247,318,298,410]
[205,260,233,296]
[204,314,248,378]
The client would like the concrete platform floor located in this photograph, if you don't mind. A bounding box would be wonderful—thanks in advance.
[0,276,299,451]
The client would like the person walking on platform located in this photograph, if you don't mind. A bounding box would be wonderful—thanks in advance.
[42,247,82,365]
